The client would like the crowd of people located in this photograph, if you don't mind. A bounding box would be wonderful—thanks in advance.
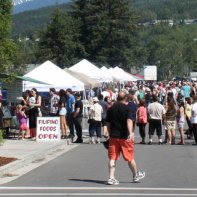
[1,79,197,146]
[0,87,83,142]
[14,87,84,142]
[87,80,197,146]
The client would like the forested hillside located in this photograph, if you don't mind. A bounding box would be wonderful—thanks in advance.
[12,0,197,80]
[133,0,197,22]
[12,4,70,37]
[12,0,197,37]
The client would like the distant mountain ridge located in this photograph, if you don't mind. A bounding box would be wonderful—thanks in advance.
[13,0,70,14]
[13,0,33,6]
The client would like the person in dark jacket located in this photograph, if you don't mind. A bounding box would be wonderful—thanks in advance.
[73,93,83,143]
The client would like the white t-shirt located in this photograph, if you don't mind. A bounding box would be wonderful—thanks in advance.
[29,97,36,105]
[171,88,177,100]
[160,88,166,97]
[191,102,197,124]
[148,102,166,120]
[90,103,103,121]
[101,91,110,99]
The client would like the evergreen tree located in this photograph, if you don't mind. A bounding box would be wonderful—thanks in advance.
[0,0,17,75]
[37,7,85,68]
[71,0,139,70]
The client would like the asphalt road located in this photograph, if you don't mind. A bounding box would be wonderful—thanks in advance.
[0,133,197,196]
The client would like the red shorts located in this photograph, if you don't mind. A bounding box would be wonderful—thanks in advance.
[108,138,134,161]
[19,123,28,131]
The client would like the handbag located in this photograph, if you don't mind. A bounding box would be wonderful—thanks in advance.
[87,104,95,124]
[87,118,95,124]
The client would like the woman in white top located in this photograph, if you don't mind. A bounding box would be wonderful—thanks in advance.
[177,100,185,145]
[58,89,67,139]
[88,97,103,144]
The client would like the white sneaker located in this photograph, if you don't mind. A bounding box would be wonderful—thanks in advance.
[89,137,95,144]
[96,137,101,144]
[133,171,145,183]
[107,178,119,185]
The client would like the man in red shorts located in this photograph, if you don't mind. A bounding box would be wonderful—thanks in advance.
[106,91,145,185]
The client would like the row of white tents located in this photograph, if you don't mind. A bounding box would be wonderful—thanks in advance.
[23,59,141,92]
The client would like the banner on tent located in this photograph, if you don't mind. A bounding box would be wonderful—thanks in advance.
[36,117,60,141]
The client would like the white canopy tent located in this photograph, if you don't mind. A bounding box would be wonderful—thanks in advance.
[69,59,113,82]
[109,67,139,82]
[100,66,118,81]
[23,60,85,92]
[65,69,102,89]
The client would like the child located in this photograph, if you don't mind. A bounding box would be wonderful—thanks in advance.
[28,96,36,109]
[16,104,29,140]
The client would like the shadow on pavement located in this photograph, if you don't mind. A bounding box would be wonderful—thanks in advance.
[68,178,106,185]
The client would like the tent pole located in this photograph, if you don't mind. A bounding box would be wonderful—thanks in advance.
[83,89,86,100]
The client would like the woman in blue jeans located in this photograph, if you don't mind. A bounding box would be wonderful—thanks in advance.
[89,120,102,143]
[88,97,103,144]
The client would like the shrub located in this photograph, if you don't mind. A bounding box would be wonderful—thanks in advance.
[0,129,4,145]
